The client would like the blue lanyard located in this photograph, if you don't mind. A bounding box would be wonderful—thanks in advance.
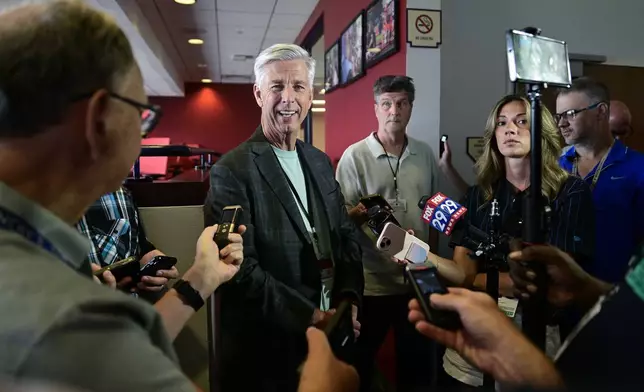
[0,205,68,263]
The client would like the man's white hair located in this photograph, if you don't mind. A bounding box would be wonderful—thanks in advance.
[254,44,315,88]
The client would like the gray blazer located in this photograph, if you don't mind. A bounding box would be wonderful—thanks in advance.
[204,126,363,391]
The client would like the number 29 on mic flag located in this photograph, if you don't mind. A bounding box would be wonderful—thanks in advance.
[421,192,467,236]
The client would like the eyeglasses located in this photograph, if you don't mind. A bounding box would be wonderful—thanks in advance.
[554,102,602,123]
[72,91,162,137]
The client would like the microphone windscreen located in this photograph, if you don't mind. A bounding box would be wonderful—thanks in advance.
[418,195,431,210]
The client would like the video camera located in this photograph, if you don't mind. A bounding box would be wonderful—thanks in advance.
[360,194,400,236]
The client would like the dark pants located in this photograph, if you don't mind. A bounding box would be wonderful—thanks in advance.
[356,295,440,392]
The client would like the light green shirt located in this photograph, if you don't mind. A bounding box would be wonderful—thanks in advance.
[272,146,333,310]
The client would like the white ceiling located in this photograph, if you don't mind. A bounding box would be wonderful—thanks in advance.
[134,0,319,86]
[0,0,319,96]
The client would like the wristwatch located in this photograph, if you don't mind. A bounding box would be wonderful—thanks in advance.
[173,279,205,311]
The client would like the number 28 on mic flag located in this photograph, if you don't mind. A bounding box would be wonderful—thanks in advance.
[421,192,467,236]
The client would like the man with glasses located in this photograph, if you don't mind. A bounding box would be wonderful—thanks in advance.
[0,1,250,391]
[556,77,644,284]
[609,100,634,142]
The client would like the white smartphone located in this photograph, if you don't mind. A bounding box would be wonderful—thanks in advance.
[376,222,430,264]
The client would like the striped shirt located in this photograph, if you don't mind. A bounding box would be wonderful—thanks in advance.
[459,175,596,265]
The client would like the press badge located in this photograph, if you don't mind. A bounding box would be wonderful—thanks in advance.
[388,198,407,212]
[498,297,519,318]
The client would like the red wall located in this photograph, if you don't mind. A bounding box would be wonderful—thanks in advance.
[297,0,407,163]
[149,83,260,154]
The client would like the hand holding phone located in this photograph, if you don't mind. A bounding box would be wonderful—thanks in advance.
[323,300,356,363]
[377,222,429,264]
[214,205,243,250]
[440,135,448,158]
[92,256,139,283]
[406,265,461,331]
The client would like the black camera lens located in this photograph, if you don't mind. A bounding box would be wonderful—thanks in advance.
[379,237,391,249]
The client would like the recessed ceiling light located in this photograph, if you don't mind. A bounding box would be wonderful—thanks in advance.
[197,63,208,68]
[174,0,196,4]
[319,88,326,95]
[201,79,212,83]
[188,38,204,45]
[311,108,325,112]
[312,100,325,105]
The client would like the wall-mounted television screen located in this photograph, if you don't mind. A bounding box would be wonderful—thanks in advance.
[325,40,340,92]
[340,12,365,86]
[365,0,399,68]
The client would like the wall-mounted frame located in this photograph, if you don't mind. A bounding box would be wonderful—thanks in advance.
[339,11,365,86]
[364,0,400,69]
[324,40,341,93]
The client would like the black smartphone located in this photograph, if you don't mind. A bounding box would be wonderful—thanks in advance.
[439,135,448,158]
[405,265,462,331]
[92,256,139,282]
[323,300,355,362]
[359,194,391,210]
[214,205,243,249]
[139,255,178,278]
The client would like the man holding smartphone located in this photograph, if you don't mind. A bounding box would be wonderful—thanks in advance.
[336,75,439,392]
[77,186,179,302]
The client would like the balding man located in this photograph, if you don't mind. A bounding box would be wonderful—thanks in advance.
[609,100,633,141]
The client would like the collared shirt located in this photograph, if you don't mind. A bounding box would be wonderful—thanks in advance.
[559,140,644,283]
[76,186,155,267]
[336,133,439,295]
[0,182,193,391]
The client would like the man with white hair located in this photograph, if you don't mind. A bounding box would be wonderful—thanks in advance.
[204,44,364,392]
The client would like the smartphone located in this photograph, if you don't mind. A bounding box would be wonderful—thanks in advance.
[506,29,571,87]
[360,194,400,234]
[139,255,177,278]
[324,300,355,362]
[214,205,243,249]
[439,135,448,158]
[376,222,430,264]
[405,265,462,331]
[92,256,139,282]
[359,194,392,210]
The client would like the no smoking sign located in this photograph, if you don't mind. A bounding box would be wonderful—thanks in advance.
[407,9,442,48]
[415,14,433,34]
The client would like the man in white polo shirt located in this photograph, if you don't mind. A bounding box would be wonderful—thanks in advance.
[336,75,440,392]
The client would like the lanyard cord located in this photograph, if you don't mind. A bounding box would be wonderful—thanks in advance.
[374,134,408,197]
[573,141,614,191]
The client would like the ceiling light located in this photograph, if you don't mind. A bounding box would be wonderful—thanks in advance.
[175,0,196,4]
[201,79,212,83]
[311,108,325,113]
[312,99,325,105]
[197,63,208,68]
[188,38,204,45]
[319,88,326,95]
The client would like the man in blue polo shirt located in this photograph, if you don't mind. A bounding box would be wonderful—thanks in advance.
[556,77,644,284]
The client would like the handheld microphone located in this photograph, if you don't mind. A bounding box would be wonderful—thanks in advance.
[419,192,467,236]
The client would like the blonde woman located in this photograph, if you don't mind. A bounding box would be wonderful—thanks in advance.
[427,95,596,390]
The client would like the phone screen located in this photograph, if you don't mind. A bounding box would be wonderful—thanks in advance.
[509,31,570,86]
[411,267,447,296]
[221,208,236,223]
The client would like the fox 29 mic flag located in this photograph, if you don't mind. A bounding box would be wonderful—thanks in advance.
[421,193,467,236]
